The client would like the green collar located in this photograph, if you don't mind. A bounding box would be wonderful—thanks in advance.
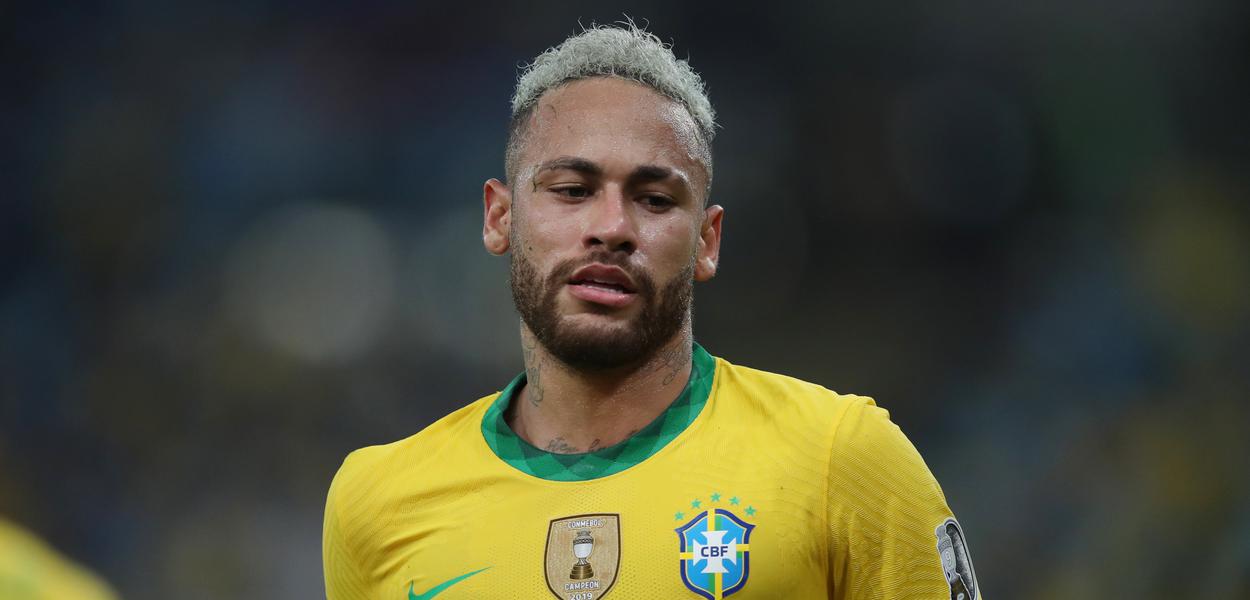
[480,343,715,481]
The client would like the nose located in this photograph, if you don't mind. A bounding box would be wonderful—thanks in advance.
[583,186,637,253]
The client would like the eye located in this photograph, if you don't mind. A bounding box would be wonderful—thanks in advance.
[552,185,591,199]
[640,194,676,211]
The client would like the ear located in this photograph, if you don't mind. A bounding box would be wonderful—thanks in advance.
[483,178,512,255]
[694,204,723,282]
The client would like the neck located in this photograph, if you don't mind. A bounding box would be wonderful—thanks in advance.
[506,324,694,454]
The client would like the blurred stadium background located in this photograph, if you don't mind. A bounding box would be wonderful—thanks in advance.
[3,1,1249,598]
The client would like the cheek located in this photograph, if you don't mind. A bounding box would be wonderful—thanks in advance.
[514,205,579,272]
[638,218,699,270]
[523,213,578,260]
[515,197,554,243]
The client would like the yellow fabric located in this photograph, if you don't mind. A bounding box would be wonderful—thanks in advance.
[0,518,119,600]
[325,354,975,599]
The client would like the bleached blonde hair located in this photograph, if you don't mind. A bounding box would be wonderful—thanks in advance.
[505,22,716,192]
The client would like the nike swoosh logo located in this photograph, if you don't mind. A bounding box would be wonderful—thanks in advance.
[408,567,490,599]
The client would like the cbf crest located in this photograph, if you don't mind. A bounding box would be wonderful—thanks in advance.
[675,498,755,600]
[544,514,621,600]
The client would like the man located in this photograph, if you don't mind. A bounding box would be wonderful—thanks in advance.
[324,24,980,600]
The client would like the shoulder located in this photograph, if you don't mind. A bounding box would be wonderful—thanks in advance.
[710,354,931,481]
[711,355,876,436]
[327,393,497,507]
[324,392,501,567]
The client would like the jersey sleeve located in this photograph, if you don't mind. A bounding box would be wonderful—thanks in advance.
[0,518,120,600]
[826,397,982,600]
[323,453,372,600]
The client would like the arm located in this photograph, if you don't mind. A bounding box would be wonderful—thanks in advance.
[826,398,981,600]
[323,455,372,600]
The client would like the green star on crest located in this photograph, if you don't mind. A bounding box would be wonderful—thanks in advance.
[671,493,755,523]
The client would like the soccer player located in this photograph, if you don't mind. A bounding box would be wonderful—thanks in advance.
[324,24,981,600]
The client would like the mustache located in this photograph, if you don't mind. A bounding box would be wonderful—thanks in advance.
[545,251,656,295]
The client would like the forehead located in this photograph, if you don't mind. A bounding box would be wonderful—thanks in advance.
[520,77,708,183]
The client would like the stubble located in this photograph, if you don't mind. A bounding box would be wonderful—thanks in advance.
[509,246,694,372]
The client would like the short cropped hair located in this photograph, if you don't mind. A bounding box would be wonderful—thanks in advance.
[505,23,716,192]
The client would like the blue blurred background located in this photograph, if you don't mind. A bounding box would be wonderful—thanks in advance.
[3,1,1249,598]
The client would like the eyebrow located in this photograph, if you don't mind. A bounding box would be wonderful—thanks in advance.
[533,157,603,180]
[531,157,690,190]
[628,164,678,186]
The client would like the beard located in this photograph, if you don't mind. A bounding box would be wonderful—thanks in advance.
[510,247,693,371]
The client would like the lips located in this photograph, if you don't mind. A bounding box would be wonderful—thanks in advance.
[569,264,636,293]
[567,263,638,307]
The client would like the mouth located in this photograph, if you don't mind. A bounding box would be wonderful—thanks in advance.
[566,264,638,307]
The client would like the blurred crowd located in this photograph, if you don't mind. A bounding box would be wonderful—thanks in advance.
[2,2,1248,598]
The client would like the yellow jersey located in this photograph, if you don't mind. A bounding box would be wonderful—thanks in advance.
[324,344,980,599]
[0,518,118,600]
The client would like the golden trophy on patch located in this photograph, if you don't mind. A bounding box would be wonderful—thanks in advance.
[570,530,595,579]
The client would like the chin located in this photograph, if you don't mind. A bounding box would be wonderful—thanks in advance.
[557,317,636,346]
[544,320,653,371]
[561,309,636,326]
